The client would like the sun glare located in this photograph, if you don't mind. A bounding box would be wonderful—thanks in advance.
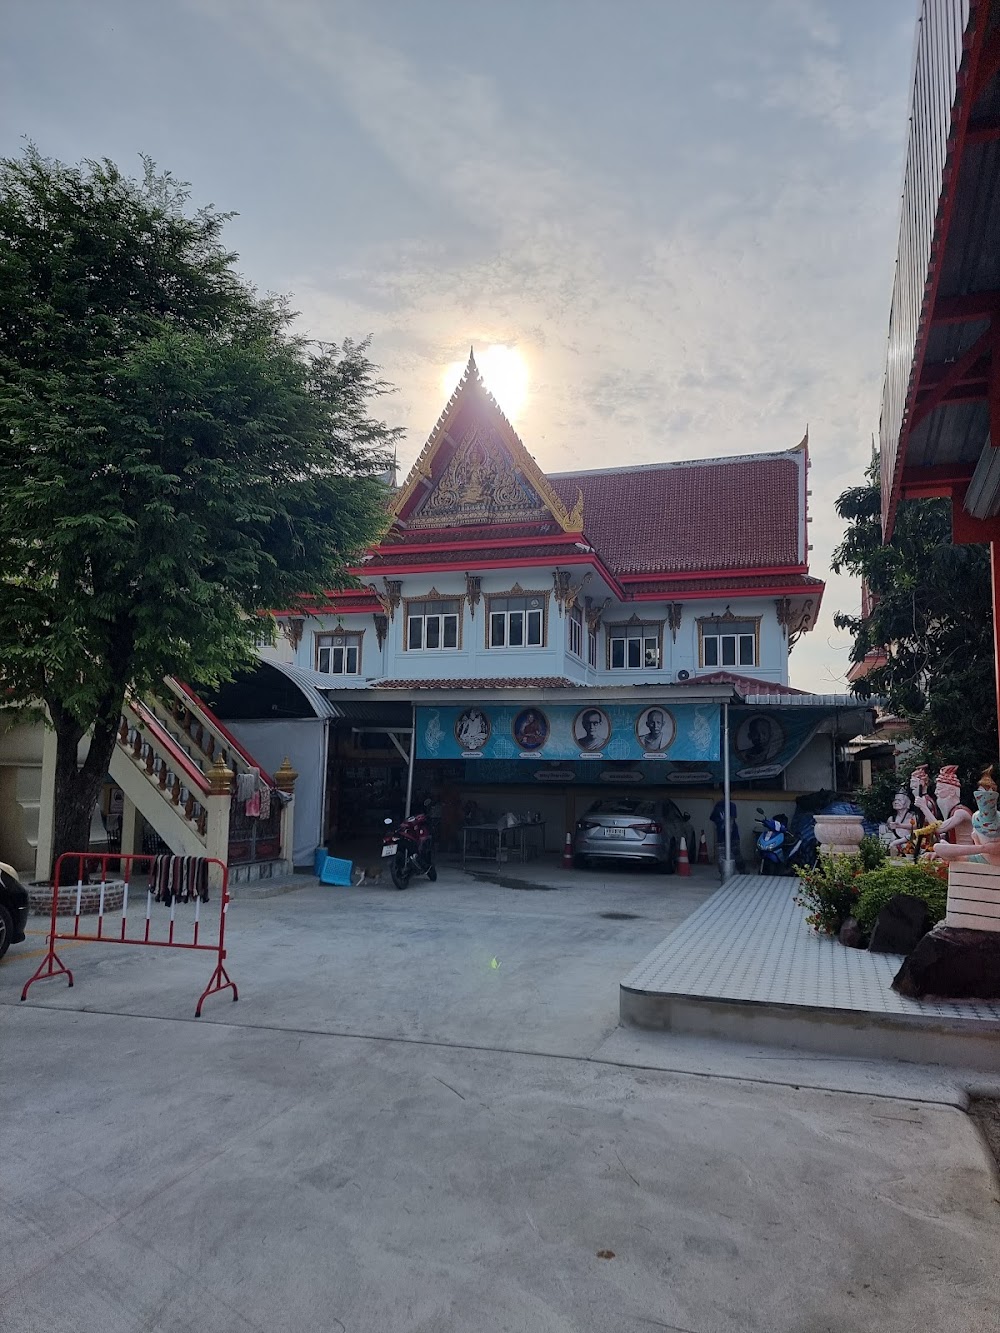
[441,343,529,421]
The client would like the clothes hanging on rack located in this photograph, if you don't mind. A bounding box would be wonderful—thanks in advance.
[234,765,273,819]
[151,854,210,905]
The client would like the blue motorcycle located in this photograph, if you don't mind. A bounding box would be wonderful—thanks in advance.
[755,808,817,875]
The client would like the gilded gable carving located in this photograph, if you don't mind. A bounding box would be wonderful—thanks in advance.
[409,424,547,528]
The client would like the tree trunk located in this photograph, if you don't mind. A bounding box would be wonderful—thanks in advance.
[49,695,125,884]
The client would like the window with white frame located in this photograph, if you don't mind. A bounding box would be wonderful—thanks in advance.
[316,631,363,675]
[489,594,545,648]
[568,605,583,658]
[700,618,757,668]
[608,623,661,670]
[406,599,461,650]
[588,623,598,668]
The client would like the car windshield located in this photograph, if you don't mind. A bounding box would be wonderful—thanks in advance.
[588,800,657,817]
[663,801,683,820]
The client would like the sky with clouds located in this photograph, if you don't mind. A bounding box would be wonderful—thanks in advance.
[2,0,919,691]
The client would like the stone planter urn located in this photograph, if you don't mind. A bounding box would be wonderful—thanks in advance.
[814,813,865,859]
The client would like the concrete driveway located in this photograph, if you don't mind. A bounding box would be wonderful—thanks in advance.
[3,865,999,1332]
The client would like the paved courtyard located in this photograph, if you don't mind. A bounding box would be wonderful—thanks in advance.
[3,865,1000,1332]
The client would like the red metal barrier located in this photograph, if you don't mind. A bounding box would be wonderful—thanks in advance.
[20,852,237,1017]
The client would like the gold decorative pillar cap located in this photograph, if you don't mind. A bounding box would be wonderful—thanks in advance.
[207,755,235,796]
[274,757,298,793]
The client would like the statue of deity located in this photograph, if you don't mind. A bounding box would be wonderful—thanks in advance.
[910,764,940,827]
[933,768,1000,865]
[885,789,918,857]
[914,764,974,849]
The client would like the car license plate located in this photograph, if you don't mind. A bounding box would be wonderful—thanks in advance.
[381,843,397,858]
[605,827,626,838]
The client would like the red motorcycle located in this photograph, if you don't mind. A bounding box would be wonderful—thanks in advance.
[382,813,437,890]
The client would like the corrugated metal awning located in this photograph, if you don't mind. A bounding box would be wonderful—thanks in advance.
[256,660,342,718]
[742,693,884,707]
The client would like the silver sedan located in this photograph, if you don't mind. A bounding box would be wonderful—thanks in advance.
[573,798,693,872]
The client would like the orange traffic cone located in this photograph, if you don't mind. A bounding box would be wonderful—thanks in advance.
[677,836,691,877]
[697,830,710,865]
[562,832,574,868]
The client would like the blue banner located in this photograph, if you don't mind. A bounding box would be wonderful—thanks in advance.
[416,703,721,763]
[728,706,826,780]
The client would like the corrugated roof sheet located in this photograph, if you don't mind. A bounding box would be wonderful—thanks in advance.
[372,677,583,690]
[261,661,344,717]
[743,693,880,708]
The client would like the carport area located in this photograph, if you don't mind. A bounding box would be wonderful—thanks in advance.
[4,865,1000,1332]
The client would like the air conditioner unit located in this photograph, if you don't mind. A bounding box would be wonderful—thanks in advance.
[676,669,691,682]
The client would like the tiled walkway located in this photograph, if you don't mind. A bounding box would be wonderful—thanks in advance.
[622,874,1000,1024]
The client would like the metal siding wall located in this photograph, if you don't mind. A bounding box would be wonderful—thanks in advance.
[880,0,972,527]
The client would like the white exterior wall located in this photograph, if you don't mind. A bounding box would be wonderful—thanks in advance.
[226,718,327,867]
[291,574,792,690]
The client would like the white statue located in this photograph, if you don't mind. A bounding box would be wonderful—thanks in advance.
[933,769,1000,865]
[914,764,973,850]
[885,789,918,857]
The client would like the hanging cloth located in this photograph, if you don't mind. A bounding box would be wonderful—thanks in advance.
[151,855,210,905]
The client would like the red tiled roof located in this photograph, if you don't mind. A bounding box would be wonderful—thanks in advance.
[846,651,888,683]
[372,677,583,690]
[549,453,803,574]
[626,573,824,594]
[673,671,808,696]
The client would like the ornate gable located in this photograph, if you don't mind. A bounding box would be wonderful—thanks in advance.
[391,351,583,533]
[411,419,546,527]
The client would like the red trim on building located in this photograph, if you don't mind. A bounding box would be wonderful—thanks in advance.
[352,550,625,595]
[887,2,993,535]
[630,579,825,605]
[672,671,808,696]
[367,529,583,555]
[621,563,809,585]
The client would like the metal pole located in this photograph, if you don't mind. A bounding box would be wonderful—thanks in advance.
[721,701,735,881]
[404,703,416,818]
[318,717,331,851]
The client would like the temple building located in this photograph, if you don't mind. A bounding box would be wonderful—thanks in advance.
[212,353,871,865]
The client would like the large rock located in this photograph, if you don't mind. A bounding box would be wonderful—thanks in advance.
[893,924,1000,1000]
[868,894,931,955]
[839,917,868,949]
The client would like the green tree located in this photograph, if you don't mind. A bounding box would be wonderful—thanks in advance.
[0,149,400,872]
[831,454,996,793]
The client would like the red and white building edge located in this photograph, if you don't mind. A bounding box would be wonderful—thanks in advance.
[221,354,872,864]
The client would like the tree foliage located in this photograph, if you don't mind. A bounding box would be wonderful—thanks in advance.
[0,148,401,868]
[831,454,996,790]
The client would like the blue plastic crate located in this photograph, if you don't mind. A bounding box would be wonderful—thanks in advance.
[319,856,354,887]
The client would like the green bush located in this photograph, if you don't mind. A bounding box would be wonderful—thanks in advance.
[794,855,864,934]
[857,836,888,872]
[853,864,948,933]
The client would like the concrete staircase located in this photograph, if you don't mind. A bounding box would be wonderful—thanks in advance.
[110,681,295,882]
[0,680,296,883]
